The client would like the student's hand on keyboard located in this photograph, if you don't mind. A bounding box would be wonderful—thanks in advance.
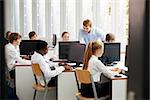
[111,68,122,73]
[58,62,67,66]
[21,55,30,60]
[64,65,71,70]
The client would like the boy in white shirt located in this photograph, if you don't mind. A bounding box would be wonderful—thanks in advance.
[5,33,31,72]
[5,33,31,99]
[31,40,71,87]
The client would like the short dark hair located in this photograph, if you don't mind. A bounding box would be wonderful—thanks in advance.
[62,32,69,38]
[29,31,36,39]
[9,33,22,43]
[36,40,48,51]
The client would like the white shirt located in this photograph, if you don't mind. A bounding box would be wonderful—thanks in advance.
[31,52,65,85]
[88,55,113,82]
[5,43,31,71]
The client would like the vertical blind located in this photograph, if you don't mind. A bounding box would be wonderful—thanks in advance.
[5,0,129,47]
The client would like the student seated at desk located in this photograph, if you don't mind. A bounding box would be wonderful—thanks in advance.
[81,40,121,98]
[5,33,31,99]
[5,33,31,77]
[48,31,70,61]
[31,40,71,87]
[28,31,38,40]
[105,33,115,43]
[62,31,70,41]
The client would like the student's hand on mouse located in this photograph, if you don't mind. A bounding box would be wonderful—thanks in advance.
[64,65,71,70]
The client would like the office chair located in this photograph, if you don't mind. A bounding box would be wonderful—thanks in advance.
[31,63,55,100]
[75,69,110,100]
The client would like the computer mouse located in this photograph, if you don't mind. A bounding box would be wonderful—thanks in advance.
[114,75,122,77]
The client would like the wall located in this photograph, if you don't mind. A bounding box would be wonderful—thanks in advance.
[128,0,149,99]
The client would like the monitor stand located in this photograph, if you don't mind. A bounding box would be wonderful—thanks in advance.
[106,62,117,66]
[106,63,114,66]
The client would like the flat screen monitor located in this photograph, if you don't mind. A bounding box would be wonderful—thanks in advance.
[20,40,41,55]
[99,43,120,65]
[59,41,80,60]
[68,43,86,66]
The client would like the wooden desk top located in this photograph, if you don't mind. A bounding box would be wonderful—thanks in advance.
[15,63,31,67]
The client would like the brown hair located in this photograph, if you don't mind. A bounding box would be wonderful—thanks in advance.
[106,33,115,42]
[9,33,22,43]
[29,31,37,39]
[83,19,92,28]
[61,32,69,38]
[83,40,103,70]
[6,31,11,39]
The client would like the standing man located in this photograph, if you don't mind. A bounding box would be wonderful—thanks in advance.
[79,19,106,44]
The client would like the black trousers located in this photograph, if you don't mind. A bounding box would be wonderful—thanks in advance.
[80,82,111,98]
[9,69,15,79]
[47,76,57,87]
[7,69,19,100]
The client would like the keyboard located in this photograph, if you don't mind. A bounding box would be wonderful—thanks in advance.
[53,59,68,62]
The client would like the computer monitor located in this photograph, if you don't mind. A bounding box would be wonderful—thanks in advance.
[68,43,86,66]
[99,43,120,65]
[59,41,80,60]
[20,40,41,55]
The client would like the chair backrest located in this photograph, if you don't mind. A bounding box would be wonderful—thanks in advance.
[75,69,91,84]
[32,63,47,86]
[32,63,42,77]
[75,69,98,99]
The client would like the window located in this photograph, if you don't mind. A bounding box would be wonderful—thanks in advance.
[65,0,76,40]
[51,0,60,36]
[7,0,129,49]
[23,0,32,37]
[36,0,45,37]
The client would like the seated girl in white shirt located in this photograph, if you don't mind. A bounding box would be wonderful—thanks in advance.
[31,40,71,87]
[81,40,121,98]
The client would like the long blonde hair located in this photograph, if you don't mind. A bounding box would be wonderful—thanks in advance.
[83,40,103,70]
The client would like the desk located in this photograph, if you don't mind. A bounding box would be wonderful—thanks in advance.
[15,64,56,100]
[108,62,128,100]
[16,63,127,100]
[57,69,127,100]
[57,70,78,100]
[16,64,34,100]
[111,78,127,100]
